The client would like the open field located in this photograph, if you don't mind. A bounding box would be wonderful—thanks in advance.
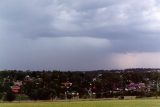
[1,99,160,107]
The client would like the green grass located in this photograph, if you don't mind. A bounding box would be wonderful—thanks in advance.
[1,99,160,107]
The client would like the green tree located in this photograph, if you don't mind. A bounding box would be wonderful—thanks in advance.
[4,90,16,101]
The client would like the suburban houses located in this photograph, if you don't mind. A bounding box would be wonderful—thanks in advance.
[0,69,160,101]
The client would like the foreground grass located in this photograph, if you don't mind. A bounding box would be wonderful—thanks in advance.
[1,99,160,107]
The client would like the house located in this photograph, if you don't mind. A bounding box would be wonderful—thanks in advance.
[61,81,72,89]
[11,80,22,94]
[11,85,21,93]
[127,82,146,92]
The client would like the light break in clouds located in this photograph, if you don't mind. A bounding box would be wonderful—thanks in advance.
[1,0,160,70]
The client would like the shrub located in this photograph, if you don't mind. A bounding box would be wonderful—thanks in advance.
[4,91,16,101]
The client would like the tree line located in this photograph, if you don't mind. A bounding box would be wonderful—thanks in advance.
[0,68,160,101]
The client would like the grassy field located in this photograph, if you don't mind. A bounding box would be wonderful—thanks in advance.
[1,99,160,107]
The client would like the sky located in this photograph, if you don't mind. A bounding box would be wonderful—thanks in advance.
[1,0,160,71]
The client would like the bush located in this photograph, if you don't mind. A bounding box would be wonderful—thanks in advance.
[0,93,3,100]
[38,88,50,100]
[119,95,124,99]
[16,94,30,100]
[4,91,16,101]
[28,88,51,100]
[81,94,90,99]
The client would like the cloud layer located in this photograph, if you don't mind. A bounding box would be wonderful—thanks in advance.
[1,0,160,70]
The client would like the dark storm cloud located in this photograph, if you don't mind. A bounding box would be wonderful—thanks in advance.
[1,0,160,70]
[0,0,159,50]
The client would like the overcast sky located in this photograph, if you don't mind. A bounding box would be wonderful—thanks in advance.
[1,0,160,71]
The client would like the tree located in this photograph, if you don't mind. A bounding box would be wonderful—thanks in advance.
[4,91,16,101]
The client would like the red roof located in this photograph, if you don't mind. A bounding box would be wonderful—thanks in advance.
[11,86,20,93]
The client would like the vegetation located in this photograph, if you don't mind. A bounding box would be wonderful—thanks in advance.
[3,90,16,101]
[1,99,160,107]
[0,68,160,101]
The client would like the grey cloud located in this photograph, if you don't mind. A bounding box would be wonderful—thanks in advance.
[0,37,110,70]
[1,0,160,70]
[0,0,159,38]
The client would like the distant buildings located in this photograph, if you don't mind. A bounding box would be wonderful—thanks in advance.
[11,81,22,94]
